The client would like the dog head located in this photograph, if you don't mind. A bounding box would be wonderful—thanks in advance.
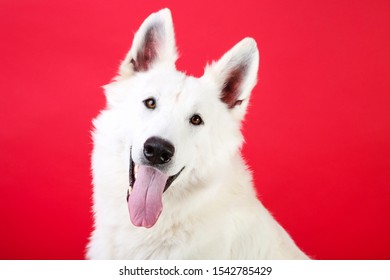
[101,9,259,228]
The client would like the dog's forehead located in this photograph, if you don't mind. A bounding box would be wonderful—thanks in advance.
[145,69,217,106]
[178,76,217,104]
[144,68,185,92]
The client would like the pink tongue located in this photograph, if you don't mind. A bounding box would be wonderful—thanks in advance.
[128,165,168,228]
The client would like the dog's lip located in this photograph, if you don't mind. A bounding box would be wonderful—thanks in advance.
[163,166,185,192]
[127,148,184,201]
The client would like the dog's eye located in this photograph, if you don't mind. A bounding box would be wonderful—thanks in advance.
[190,114,203,126]
[143,98,156,109]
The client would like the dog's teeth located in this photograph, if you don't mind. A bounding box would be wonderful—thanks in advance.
[134,164,139,180]
[127,187,132,202]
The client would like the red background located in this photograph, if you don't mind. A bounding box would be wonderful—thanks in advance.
[0,0,389,260]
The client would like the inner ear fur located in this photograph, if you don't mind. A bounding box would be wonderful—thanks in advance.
[220,65,248,109]
[117,9,177,79]
[130,24,163,72]
[204,38,259,111]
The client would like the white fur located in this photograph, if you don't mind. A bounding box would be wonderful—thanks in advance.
[87,8,308,259]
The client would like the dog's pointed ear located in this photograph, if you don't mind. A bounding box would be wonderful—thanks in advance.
[118,8,178,78]
[203,38,259,120]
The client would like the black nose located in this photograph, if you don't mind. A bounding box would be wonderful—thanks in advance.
[143,137,175,165]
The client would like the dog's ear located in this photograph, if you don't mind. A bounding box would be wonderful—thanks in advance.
[118,8,177,78]
[204,38,259,120]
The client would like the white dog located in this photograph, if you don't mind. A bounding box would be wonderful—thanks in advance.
[87,8,308,259]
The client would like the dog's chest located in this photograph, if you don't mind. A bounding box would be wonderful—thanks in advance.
[114,218,230,259]
[115,225,192,259]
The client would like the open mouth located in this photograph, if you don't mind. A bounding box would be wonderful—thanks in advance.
[127,156,184,200]
[126,147,184,228]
